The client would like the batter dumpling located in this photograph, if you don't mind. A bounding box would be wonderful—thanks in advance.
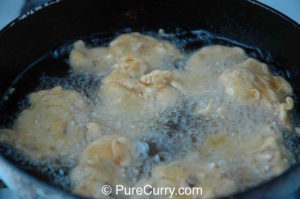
[69,32,181,74]
[0,86,97,166]
[70,135,137,198]
[134,153,237,199]
[172,45,247,97]
[201,125,294,188]
[109,32,181,71]
[69,40,115,75]
[98,55,180,117]
[219,58,293,128]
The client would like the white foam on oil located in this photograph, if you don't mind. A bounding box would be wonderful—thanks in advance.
[1,30,299,194]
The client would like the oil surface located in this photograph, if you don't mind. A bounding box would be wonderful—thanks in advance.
[0,29,299,194]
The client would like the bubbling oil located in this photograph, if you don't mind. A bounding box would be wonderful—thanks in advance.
[0,29,299,196]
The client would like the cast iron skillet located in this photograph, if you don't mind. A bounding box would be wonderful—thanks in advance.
[0,0,300,198]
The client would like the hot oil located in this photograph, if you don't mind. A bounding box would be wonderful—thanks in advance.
[0,29,299,193]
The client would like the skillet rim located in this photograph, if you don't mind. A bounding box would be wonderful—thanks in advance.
[0,0,300,198]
